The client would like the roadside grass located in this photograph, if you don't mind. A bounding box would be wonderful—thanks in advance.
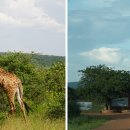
[68,115,109,130]
[0,113,65,130]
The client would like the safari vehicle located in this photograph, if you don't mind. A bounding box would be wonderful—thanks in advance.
[110,97,130,112]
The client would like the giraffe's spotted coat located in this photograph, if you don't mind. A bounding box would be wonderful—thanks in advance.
[0,68,26,120]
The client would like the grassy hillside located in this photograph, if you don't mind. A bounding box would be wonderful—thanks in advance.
[0,52,65,68]
[32,54,65,67]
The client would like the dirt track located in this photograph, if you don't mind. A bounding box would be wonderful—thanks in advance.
[92,112,130,130]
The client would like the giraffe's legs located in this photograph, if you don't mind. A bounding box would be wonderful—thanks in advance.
[7,91,16,114]
[16,88,27,121]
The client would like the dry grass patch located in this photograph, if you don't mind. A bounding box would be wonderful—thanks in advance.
[0,116,65,130]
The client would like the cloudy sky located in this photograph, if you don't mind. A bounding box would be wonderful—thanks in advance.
[68,0,130,82]
[0,0,65,56]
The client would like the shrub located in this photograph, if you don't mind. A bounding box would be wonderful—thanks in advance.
[44,93,65,119]
[43,62,65,119]
[68,100,80,118]
[68,87,80,118]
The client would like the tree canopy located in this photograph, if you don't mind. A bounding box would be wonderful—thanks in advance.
[78,65,130,109]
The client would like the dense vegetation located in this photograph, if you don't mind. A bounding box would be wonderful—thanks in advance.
[68,64,130,130]
[0,52,65,68]
[32,54,65,67]
[0,52,65,129]
[78,65,130,110]
[68,87,80,118]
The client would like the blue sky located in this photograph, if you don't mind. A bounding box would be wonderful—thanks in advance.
[68,0,130,82]
[0,0,65,56]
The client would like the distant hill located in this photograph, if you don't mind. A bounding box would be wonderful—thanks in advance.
[68,82,78,89]
[0,52,65,68]
[32,54,65,67]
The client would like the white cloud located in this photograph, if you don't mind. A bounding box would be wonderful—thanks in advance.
[55,0,65,6]
[0,0,64,30]
[43,0,65,7]
[80,47,122,63]
[0,12,24,26]
[69,17,84,25]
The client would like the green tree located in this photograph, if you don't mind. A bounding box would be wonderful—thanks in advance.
[68,87,80,118]
[0,52,46,104]
[78,65,130,110]
[43,61,65,118]
[0,52,39,84]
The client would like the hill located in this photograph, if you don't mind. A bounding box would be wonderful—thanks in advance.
[32,54,65,67]
[68,82,78,89]
[0,52,65,68]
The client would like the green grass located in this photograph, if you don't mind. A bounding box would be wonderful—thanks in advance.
[68,116,109,130]
[0,114,65,130]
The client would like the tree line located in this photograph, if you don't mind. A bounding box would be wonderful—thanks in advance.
[69,64,130,117]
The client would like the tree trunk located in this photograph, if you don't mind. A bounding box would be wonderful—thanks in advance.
[105,100,111,110]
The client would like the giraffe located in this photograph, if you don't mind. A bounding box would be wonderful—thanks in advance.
[0,68,28,120]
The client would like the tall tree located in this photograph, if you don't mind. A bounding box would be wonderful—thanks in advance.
[78,65,130,110]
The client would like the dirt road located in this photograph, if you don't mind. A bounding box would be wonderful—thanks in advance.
[94,113,130,130]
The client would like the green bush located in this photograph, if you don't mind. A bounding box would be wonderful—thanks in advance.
[68,100,80,118]
[44,93,65,119]
[68,87,80,118]
[0,112,7,125]
[43,62,65,119]
[0,52,38,84]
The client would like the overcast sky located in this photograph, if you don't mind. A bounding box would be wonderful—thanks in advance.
[68,0,130,82]
[0,0,65,56]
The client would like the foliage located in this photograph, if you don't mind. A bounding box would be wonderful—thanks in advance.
[0,52,39,85]
[68,101,80,118]
[78,65,130,109]
[32,54,65,67]
[0,52,65,119]
[43,62,65,119]
[0,52,65,68]
[68,87,80,118]
[44,93,65,119]
[0,113,6,125]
